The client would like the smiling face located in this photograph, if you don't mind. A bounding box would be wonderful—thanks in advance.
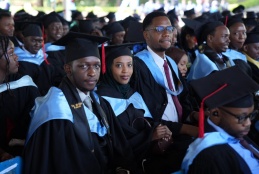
[207,25,230,53]
[111,56,133,85]
[144,16,173,58]
[64,56,101,93]
[0,16,14,37]
[45,22,63,42]
[178,54,188,77]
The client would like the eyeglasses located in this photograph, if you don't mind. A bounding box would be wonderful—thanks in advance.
[146,26,175,33]
[219,107,258,124]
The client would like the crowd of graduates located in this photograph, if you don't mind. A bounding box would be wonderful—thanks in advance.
[1,3,259,174]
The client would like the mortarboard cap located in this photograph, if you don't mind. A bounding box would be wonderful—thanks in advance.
[119,16,138,30]
[104,22,124,35]
[167,8,178,22]
[100,42,139,73]
[106,12,115,20]
[232,5,245,14]
[221,10,231,17]
[196,21,224,45]
[124,21,145,42]
[154,7,165,13]
[78,20,94,34]
[246,11,257,19]
[244,32,259,44]
[71,10,83,20]
[41,12,61,28]
[243,12,258,27]
[184,8,195,17]
[86,11,99,22]
[22,22,43,37]
[190,66,259,137]
[52,32,109,63]
[182,18,202,31]
[223,13,243,28]
[57,15,69,26]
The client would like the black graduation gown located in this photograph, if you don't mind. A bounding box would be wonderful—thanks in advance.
[46,50,66,87]
[0,74,40,156]
[97,84,192,174]
[18,61,54,96]
[188,144,251,174]
[97,85,155,162]
[247,61,259,84]
[131,56,183,134]
[23,77,137,174]
[188,122,253,174]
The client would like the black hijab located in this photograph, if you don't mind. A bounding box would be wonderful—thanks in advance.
[101,45,133,98]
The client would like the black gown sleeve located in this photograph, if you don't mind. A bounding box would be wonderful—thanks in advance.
[188,144,251,174]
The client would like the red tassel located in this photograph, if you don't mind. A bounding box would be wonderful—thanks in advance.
[224,16,228,26]
[199,102,204,138]
[42,26,50,65]
[101,43,105,74]
[198,83,228,138]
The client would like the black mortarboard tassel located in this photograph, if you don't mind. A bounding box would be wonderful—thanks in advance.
[52,32,109,64]
[190,66,259,137]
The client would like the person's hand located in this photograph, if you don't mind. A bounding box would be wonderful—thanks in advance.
[152,124,172,141]
[116,167,130,174]
[91,29,103,37]
[0,151,13,162]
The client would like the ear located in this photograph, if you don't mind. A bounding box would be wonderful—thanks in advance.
[209,108,221,125]
[243,45,248,52]
[207,34,213,43]
[185,34,191,40]
[143,31,149,41]
[64,64,72,76]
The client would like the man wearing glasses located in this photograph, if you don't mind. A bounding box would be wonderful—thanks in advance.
[130,11,198,173]
[182,67,259,174]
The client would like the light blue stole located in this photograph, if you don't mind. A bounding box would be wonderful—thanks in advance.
[0,75,37,93]
[26,87,107,144]
[135,50,183,95]
[15,47,46,65]
[187,50,235,81]
[101,92,152,118]
[222,49,247,62]
[45,43,65,52]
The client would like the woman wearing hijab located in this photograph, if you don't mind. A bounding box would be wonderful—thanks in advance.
[97,44,188,174]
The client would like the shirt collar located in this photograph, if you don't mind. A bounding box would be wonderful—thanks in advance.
[207,117,239,143]
[147,45,166,65]
[76,88,90,102]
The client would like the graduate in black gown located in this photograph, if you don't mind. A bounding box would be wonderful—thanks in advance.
[0,36,40,161]
[97,44,183,173]
[41,12,65,87]
[23,32,137,174]
[14,23,53,95]
[182,67,259,174]
[130,11,198,173]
